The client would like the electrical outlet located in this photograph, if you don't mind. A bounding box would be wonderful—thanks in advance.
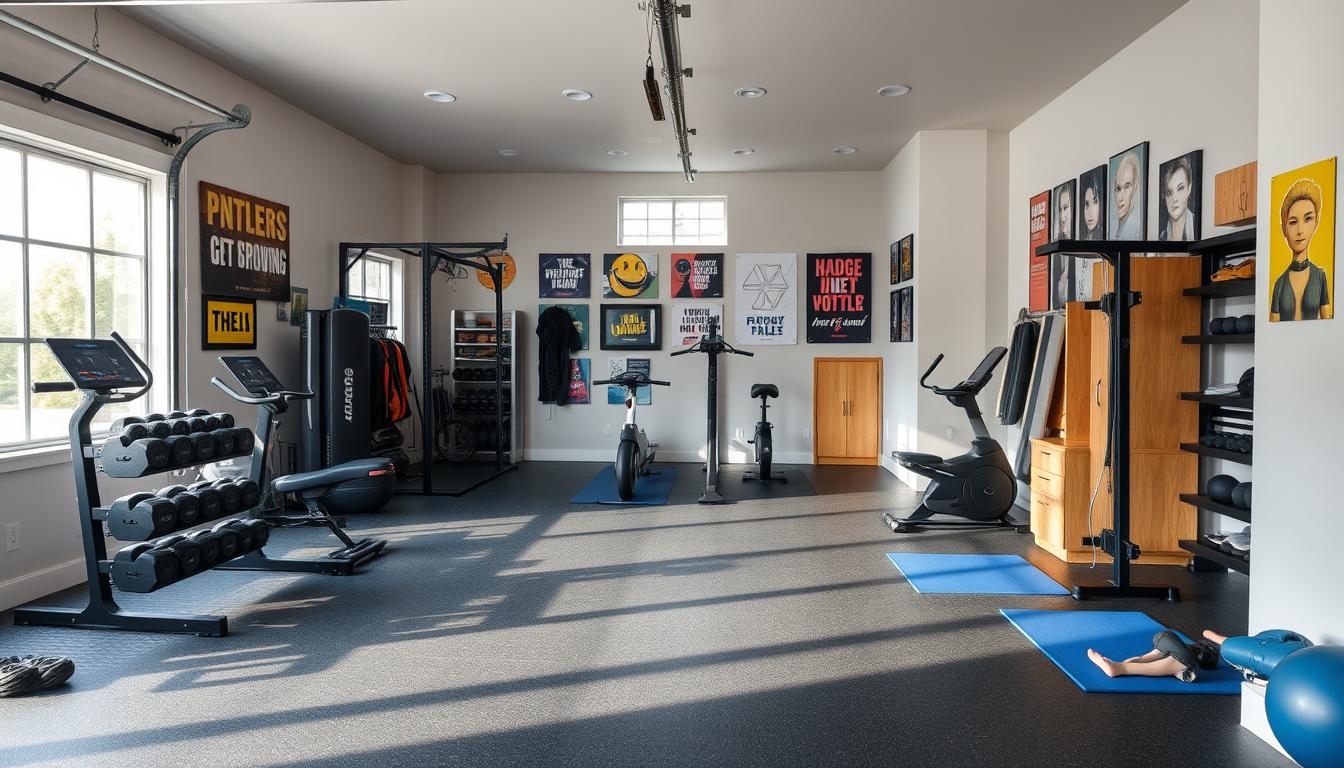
[5,523,18,553]
[734,428,743,440]
[803,427,811,440]
[604,424,612,437]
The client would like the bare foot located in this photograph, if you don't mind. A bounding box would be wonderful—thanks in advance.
[1203,630,1227,645]
[1088,648,1123,677]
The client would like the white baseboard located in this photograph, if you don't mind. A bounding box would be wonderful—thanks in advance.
[880,453,924,491]
[522,449,813,465]
[0,557,86,614]
[1240,681,1293,761]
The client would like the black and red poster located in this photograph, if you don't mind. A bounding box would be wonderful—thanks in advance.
[806,252,871,343]
[670,253,724,298]
[1029,190,1051,312]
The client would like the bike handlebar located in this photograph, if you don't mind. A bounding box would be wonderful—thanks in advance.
[211,377,315,404]
[918,354,945,390]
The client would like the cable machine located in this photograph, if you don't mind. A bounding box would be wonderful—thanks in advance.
[338,240,516,497]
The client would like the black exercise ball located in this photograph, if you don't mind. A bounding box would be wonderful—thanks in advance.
[1231,482,1253,511]
[1235,314,1255,334]
[1207,474,1238,504]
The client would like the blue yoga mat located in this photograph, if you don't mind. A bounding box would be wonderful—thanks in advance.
[570,466,679,505]
[1000,609,1244,694]
[885,553,1069,595]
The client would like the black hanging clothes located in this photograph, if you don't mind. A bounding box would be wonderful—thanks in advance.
[536,306,582,404]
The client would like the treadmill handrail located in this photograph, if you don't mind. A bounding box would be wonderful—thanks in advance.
[211,376,314,404]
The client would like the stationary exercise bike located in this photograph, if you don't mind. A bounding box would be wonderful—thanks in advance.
[743,384,786,483]
[883,347,1027,533]
[671,318,754,503]
[591,370,670,500]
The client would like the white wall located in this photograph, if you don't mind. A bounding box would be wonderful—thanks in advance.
[1241,0,1344,749]
[880,136,921,485]
[0,8,404,611]
[1004,0,1260,522]
[432,171,885,463]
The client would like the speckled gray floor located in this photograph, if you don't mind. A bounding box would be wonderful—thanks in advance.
[0,463,1288,768]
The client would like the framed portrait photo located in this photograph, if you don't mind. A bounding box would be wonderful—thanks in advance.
[1268,156,1336,322]
[1051,179,1077,242]
[1077,165,1107,240]
[1158,150,1203,242]
[1108,141,1149,240]
[599,303,662,350]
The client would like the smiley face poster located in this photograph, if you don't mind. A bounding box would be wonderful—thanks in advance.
[603,252,659,299]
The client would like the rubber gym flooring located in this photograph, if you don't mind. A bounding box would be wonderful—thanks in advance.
[0,463,1290,768]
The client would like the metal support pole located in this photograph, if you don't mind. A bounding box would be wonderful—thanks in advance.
[421,243,434,496]
[700,350,722,503]
[493,261,505,469]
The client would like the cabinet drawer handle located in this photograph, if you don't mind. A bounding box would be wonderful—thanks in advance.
[1037,475,1051,483]
[1095,380,1102,407]
[1040,450,1052,457]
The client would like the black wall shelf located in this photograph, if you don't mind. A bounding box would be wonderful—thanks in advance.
[1189,229,1257,260]
[1181,442,1253,465]
[1179,539,1250,575]
[1179,493,1251,524]
[1180,392,1253,407]
[1183,280,1255,298]
[1182,334,1254,345]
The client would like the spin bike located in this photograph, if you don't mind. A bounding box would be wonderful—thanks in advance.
[743,384,786,483]
[671,319,754,503]
[591,370,671,500]
[883,347,1027,533]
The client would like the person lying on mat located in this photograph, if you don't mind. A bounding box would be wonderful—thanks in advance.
[1087,629,1226,682]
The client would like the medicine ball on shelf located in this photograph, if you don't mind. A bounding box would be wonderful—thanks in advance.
[1209,317,1225,335]
[1207,474,1238,505]
[1235,315,1255,335]
[1231,481,1252,511]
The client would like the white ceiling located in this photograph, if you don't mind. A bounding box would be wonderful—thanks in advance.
[128,0,1187,174]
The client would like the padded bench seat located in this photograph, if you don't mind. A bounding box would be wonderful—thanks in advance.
[893,451,943,465]
[273,458,393,494]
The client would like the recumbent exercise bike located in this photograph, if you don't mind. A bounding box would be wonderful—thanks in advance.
[883,347,1027,533]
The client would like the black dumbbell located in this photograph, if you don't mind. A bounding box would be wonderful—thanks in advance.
[153,535,202,576]
[142,413,166,423]
[185,484,223,522]
[156,418,191,438]
[187,431,216,462]
[210,479,243,514]
[106,492,177,541]
[184,416,208,434]
[217,519,255,553]
[213,429,237,457]
[230,427,255,455]
[188,408,210,417]
[241,519,270,551]
[167,410,189,419]
[233,479,261,509]
[163,434,195,466]
[101,434,171,478]
[210,523,241,561]
[211,412,236,430]
[156,485,201,529]
[110,542,179,593]
[185,530,223,569]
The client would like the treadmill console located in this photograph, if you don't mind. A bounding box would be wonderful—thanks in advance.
[221,356,285,396]
[45,338,146,390]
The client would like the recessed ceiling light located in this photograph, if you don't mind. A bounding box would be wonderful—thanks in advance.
[645,136,664,144]
[731,147,755,156]
[497,148,520,157]
[562,89,593,101]
[833,146,858,155]
[423,90,456,103]
[877,84,911,97]
[734,86,767,99]
[607,149,629,157]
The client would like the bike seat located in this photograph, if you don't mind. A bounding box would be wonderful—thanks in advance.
[751,383,779,399]
[273,458,394,494]
[892,450,943,465]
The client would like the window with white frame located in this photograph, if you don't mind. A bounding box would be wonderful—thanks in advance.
[348,254,403,340]
[618,196,727,247]
[0,136,158,449]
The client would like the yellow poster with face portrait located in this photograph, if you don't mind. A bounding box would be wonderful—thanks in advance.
[1269,157,1335,322]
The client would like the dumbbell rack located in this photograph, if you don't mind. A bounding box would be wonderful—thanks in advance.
[13,361,260,637]
[449,309,522,462]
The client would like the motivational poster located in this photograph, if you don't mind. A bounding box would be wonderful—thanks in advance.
[672,303,723,347]
[538,303,590,350]
[1029,190,1051,312]
[602,252,659,298]
[670,253,724,298]
[567,358,591,404]
[599,303,661,350]
[734,252,797,345]
[806,252,871,343]
[199,181,290,301]
[607,357,652,405]
[539,253,591,298]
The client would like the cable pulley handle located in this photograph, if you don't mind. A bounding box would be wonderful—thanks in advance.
[210,376,282,405]
[919,354,945,390]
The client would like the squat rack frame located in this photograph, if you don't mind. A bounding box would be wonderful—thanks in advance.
[338,240,516,497]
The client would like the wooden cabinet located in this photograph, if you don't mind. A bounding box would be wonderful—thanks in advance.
[1031,257,1201,564]
[813,358,882,465]
[1214,161,1257,227]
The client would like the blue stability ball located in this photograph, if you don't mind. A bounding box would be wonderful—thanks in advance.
[1266,645,1344,768]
